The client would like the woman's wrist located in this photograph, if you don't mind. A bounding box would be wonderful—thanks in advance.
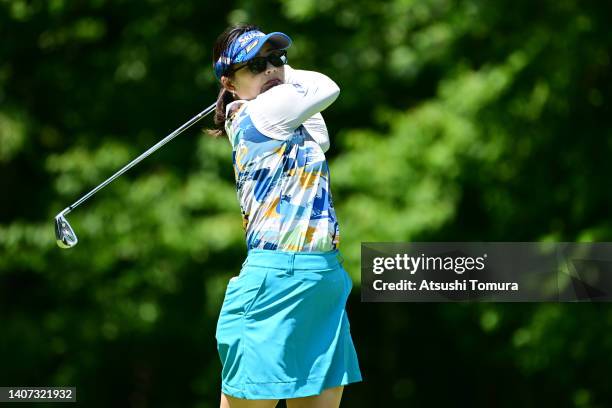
[283,64,298,84]
[284,65,321,85]
[283,65,339,94]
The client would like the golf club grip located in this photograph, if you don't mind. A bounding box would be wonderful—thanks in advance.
[64,102,216,215]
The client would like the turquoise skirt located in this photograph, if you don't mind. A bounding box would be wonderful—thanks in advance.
[215,249,363,400]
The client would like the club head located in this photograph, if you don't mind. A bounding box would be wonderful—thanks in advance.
[55,213,78,249]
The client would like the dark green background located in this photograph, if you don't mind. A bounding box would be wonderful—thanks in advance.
[1,0,611,406]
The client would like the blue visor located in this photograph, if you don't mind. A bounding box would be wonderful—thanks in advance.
[214,30,292,80]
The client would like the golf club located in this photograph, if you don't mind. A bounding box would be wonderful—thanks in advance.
[54,102,216,249]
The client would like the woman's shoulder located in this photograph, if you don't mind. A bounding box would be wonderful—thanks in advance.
[225,100,260,147]
[225,100,248,130]
[226,100,247,122]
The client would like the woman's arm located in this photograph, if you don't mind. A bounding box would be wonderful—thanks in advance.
[302,112,330,153]
[249,65,340,140]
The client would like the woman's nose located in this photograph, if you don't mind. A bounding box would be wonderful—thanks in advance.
[264,61,277,74]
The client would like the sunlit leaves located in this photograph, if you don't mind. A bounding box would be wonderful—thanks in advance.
[0,111,26,162]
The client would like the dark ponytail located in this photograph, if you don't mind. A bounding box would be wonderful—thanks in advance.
[205,23,261,138]
[207,87,236,138]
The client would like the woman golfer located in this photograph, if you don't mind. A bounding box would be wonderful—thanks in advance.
[211,24,362,407]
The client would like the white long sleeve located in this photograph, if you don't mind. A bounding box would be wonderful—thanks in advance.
[302,112,330,153]
[248,65,339,141]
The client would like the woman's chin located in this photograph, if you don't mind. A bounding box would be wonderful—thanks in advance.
[261,79,282,93]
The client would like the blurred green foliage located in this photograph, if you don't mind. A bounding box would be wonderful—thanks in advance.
[1,0,611,406]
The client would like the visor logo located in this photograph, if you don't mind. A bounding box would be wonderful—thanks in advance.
[245,40,259,53]
[238,31,265,45]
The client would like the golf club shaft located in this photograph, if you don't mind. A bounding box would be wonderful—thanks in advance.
[61,102,216,216]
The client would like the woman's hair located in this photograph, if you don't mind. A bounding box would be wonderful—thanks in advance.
[205,23,261,138]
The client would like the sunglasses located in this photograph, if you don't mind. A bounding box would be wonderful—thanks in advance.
[228,50,288,76]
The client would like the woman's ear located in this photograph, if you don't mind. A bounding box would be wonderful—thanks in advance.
[221,76,235,93]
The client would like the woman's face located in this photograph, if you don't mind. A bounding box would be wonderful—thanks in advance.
[222,42,286,100]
